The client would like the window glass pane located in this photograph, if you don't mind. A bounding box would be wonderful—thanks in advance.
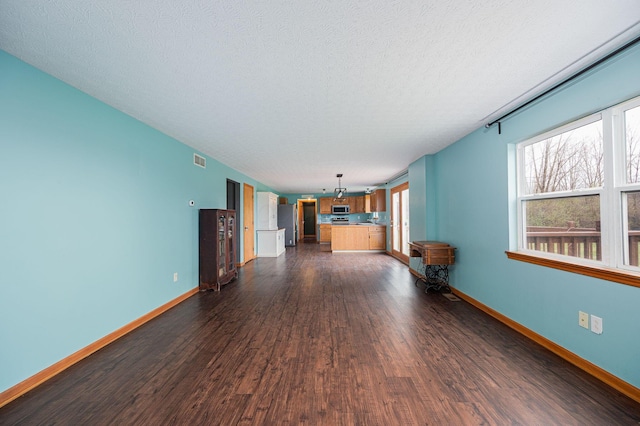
[522,120,603,195]
[392,192,400,252]
[625,105,640,184]
[625,191,640,266]
[401,188,410,256]
[524,195,601,261]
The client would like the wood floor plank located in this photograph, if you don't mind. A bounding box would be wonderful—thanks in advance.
[1,243,639,425]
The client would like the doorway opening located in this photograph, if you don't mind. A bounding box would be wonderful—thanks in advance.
[227,179,240,264]
[297,199,317,242]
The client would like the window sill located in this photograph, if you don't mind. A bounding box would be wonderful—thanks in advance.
[505,251,640,289]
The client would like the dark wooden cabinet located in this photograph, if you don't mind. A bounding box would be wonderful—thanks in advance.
[199,209,237,291]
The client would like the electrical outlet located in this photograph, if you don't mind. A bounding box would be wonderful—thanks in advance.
[590,315,603,334]
[173,272,178,282]
[578,311,589,329]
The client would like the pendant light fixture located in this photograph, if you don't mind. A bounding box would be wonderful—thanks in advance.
[333,174,347,201]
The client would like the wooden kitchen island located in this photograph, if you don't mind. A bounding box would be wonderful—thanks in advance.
[331,224,386,251]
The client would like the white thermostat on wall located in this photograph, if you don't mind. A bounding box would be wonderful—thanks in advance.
[189,200,195,206]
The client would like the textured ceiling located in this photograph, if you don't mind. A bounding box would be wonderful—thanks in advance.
[1,1,639,193]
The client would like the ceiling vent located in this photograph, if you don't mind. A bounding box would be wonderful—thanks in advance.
[193,153,206,168]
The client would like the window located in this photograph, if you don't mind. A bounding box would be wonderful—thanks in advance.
[621,101,640,266]
[516,95,640,274]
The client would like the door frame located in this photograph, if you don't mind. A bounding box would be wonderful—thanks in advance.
[227,179,240,265]
[243,183,255,264]
[297,199,317,240]
[390,182,410,264]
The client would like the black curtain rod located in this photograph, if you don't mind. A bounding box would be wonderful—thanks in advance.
[383,169,408,185]
[485,33,640,130]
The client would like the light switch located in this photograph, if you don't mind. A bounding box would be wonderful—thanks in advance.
[590,315,603,334]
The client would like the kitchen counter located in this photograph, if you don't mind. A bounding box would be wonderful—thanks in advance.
[322,222,385,226]
[330,224,386,251]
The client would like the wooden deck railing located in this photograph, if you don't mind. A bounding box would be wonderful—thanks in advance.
[526,227,640,266]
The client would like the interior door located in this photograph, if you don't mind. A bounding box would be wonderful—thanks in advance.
[297,199,317,240]
[391,182,410,263]
[243,183,255,263]
[303,202,317,236]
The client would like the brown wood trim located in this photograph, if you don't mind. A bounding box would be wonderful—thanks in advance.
[506,251,640,289]
[450,287,640,404]
[390,252,409,265]
[237,255,257,268]
[0,287,199,409]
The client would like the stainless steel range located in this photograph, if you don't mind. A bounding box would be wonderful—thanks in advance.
[331,217,350,225]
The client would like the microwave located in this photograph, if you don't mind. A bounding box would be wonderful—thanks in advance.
[332,205,350,215]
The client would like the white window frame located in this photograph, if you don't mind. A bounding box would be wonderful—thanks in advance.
[613,95,640,270]
[515,94,640,274]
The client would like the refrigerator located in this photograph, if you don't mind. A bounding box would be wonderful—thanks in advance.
[277,204,298,246]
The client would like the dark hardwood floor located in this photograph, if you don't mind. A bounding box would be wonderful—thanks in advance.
[2,243,639,425]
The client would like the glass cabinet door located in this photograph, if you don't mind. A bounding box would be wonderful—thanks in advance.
[218,214,226,277]
[228,214,235,273]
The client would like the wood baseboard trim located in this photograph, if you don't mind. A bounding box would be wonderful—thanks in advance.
[0,287,199,409]
[506,251,640,288]
[238,256,256,267]
[449,287,640,404]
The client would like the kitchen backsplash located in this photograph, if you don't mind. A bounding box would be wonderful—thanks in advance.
[318,212,387,224]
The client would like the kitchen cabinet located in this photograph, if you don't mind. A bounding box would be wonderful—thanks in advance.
[199,209,237,291]
[332,226,369,250]
[319,197,332,214]
[368,226,386,250]
[320,195,358,213]
[319,224,332,243]
[257,192,278,230]
[333,196,349,205]
[369,189,386,212]
[364,194,371,213]
[330,225,386,251]
[257,229,285,257]
[351,196,365,213]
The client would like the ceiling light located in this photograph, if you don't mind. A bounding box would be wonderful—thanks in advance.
[333,174,347,201]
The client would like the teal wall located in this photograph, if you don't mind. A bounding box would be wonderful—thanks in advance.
[3,39,639,396]
[411,43,640,388]
[407,157,431,271]
[408,158,428,242]
[0,51,263,393]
